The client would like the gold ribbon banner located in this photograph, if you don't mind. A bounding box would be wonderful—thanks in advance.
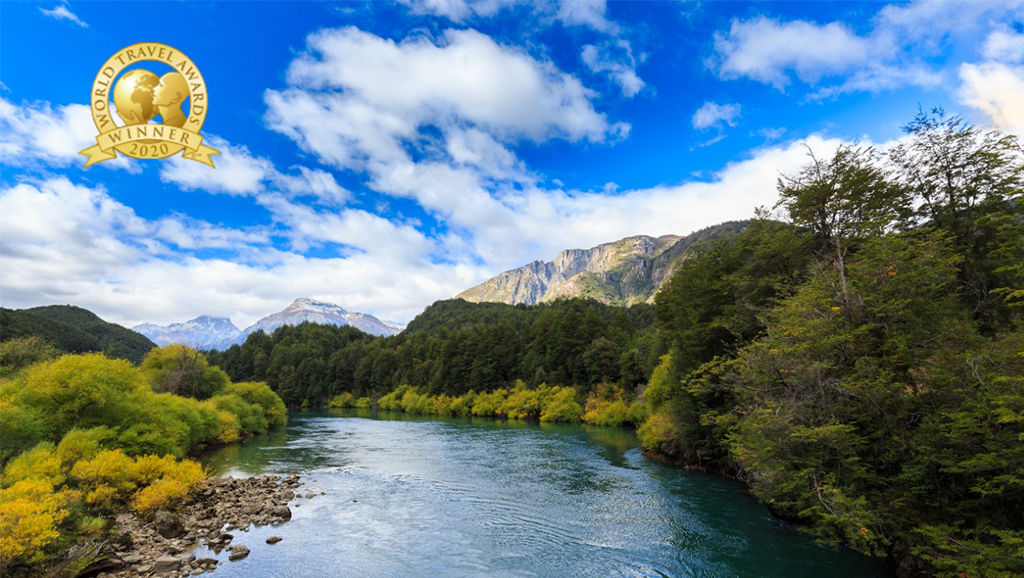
[79,125,220,168]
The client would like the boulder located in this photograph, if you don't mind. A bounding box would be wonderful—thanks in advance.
[270,506,292,520]
[228,545,250,561]
[266,536,283,544]
[153,556,181,573]
[153,511,186,539]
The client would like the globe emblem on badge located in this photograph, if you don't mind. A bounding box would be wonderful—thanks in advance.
[113,69,191,128]
[79,42,219,168]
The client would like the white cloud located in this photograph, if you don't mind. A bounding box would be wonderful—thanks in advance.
[692,101,741,130]
[153,216,270,251]
[709,2,1024,94]
[398,0,618,33]
[159,135,350,206]
[160,136,273,195]
[40,4,88,28]
[757,127,787,141]
[0,177,482,327]
[711,17,875,89]
[556,0,617,34]
[984,26,1024,62]
[876,0,1022,49]
[581,41,645,97]
[263,25,847,278]
[271,27,615,158]
[0,97,136,171]
[808,64,941,100]
[958,61,1024,136]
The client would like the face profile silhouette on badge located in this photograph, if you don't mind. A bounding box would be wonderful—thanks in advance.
[112,69,188,127]
[153,72,189,128]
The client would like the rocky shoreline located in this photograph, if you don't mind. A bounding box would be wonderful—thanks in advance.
[87,474,314,578]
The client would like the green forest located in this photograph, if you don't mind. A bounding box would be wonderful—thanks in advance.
[0,306,156,365]
[208,113,1024,577]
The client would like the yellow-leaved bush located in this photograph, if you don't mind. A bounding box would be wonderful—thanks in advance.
[0,350,286,570]
[0,479,74,568]
[328,381,594,424]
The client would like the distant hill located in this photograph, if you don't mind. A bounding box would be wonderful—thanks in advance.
[455,221,747,306]
[0,305,156,363]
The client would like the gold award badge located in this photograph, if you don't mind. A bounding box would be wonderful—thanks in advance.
[79,43,219,168]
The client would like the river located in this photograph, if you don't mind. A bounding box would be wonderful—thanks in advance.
[196,409,892,578]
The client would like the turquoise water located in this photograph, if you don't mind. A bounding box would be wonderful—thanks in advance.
[197,409,892,578]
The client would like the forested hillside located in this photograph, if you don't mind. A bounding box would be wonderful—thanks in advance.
[210,112,1023,577]
[209,298,660,407]
[0,305,155,364]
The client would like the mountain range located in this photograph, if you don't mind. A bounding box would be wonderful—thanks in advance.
[456,221,746,306]
[134,298,406,350]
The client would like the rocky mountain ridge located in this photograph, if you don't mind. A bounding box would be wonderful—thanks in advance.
[455,221,746,306]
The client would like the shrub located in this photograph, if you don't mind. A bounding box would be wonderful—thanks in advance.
[539,388,583,423]
[8,354,150,443]
[55,428,113,468]
[141,345,228,400]
[583,399,630,426]
[637,411,681,455]
[0,336,59,376]
[472,389,508,417]
[225,381,287,427]
[329,392,355,408]
[0,479,73,568]
[0,397,47,463]
[208,394,266,437]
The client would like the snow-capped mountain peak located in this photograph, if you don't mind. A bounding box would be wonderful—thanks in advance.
[134,299,405,351]
[133,315,241,350]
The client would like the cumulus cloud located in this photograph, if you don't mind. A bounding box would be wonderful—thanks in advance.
[159,135,350,206]
[262,25,847,277]
[581,41,645,97]
[268,27,617,164]
[556,0,617,34]
[692,101,741,130]
[0,177,481,327]
[39,3,88,28]
[709,1,1022,95]
[712,17,873,89]
[984,26,1024,62]
[958,61,1024,136]
[0,97,136,171]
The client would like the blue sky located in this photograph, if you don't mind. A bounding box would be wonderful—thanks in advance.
[2,0,1023,327]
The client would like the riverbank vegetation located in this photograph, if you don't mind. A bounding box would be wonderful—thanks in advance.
[210,112,1023,578]
[0,343,286,575]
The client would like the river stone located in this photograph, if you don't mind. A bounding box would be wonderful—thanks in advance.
[270,505,292,520]
[266,536,282,544]
[153,556,181,572]
[228,545,250,561]
[153,511,185,539]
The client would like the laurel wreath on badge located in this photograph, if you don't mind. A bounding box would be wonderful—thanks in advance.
[79,42,219,168]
